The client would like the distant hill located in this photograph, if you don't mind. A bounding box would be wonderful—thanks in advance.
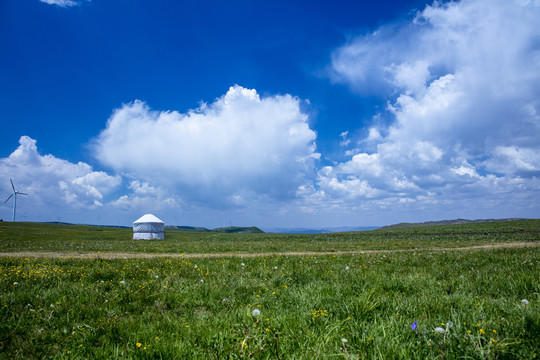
[212,226,264,234]
[266,226,380,234]
[44,221,76,226]
[170,225,212,232]
[44,222,131,228]
[378,218,529,230]
[168,225,264,234]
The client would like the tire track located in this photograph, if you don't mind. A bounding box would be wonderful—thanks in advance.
[1,241,539,259]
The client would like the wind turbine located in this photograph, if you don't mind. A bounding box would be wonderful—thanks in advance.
[4,179,28,222]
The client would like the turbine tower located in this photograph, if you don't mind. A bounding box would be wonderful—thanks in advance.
[4,179,28,222]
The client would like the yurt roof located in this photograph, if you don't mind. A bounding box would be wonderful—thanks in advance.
[133,214,164,224]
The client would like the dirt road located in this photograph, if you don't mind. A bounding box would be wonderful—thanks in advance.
[0,241,538,260]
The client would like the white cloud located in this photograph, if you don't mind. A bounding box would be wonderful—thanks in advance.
[111,192,179,212]
[0,87,320,226]
[484,146,540,176]
[93,85,320,205]
[311,0,540,216]
[0,136,121,219]
[339,131,350,146]
[452,161,479,178]
[39,0,83,7]
[128,180,157,195]
[109,180,181,214]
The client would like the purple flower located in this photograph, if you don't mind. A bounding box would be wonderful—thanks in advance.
[411,322,418,330]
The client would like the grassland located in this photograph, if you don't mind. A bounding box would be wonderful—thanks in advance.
[0,220,539,359]
[0,219,539,255]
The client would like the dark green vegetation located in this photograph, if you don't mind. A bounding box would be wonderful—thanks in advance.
[170,226,264,234]
[212,226,264,234]
[0,219,539,255]
[0,220,539,359]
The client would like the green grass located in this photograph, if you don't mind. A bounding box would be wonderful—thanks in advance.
[0,220,539,359]
[1,219,539,254]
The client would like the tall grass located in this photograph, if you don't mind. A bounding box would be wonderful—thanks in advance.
[1,246,539,359]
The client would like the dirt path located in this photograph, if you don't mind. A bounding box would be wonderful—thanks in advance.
[0,241,538,260]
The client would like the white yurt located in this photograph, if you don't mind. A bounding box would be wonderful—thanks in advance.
[133,214,165,240]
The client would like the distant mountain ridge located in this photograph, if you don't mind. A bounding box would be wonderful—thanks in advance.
[27,218,533,234]
[167,225,264,234]
[378,218,529,230]
[44,221,131,228]
[41,222,264,233]
[266,226,380,234]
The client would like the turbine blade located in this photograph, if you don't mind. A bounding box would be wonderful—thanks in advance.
[4,194,14,203]
[18,192,28,196]
[10,178,15,192]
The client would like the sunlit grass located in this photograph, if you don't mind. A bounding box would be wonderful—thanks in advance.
[1,246,539,359]
[1,219,539,255]
[1,220,539,358]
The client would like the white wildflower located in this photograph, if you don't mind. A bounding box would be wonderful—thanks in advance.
[434,327,445,334]
[252,309,261,317]
[522,299,529,306]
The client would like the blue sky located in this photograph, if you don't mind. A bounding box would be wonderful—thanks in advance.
[1,0,539,229]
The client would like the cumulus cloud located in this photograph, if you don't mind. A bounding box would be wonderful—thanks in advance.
[93,85,320,205]
[111,192,180,212]
[314,0,540,215]
[0,136,121,217]
[107,180,181,214]
[484,146,540,176]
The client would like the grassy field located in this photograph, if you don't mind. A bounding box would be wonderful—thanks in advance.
[0,219,539,255]
[0,220,539,359]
